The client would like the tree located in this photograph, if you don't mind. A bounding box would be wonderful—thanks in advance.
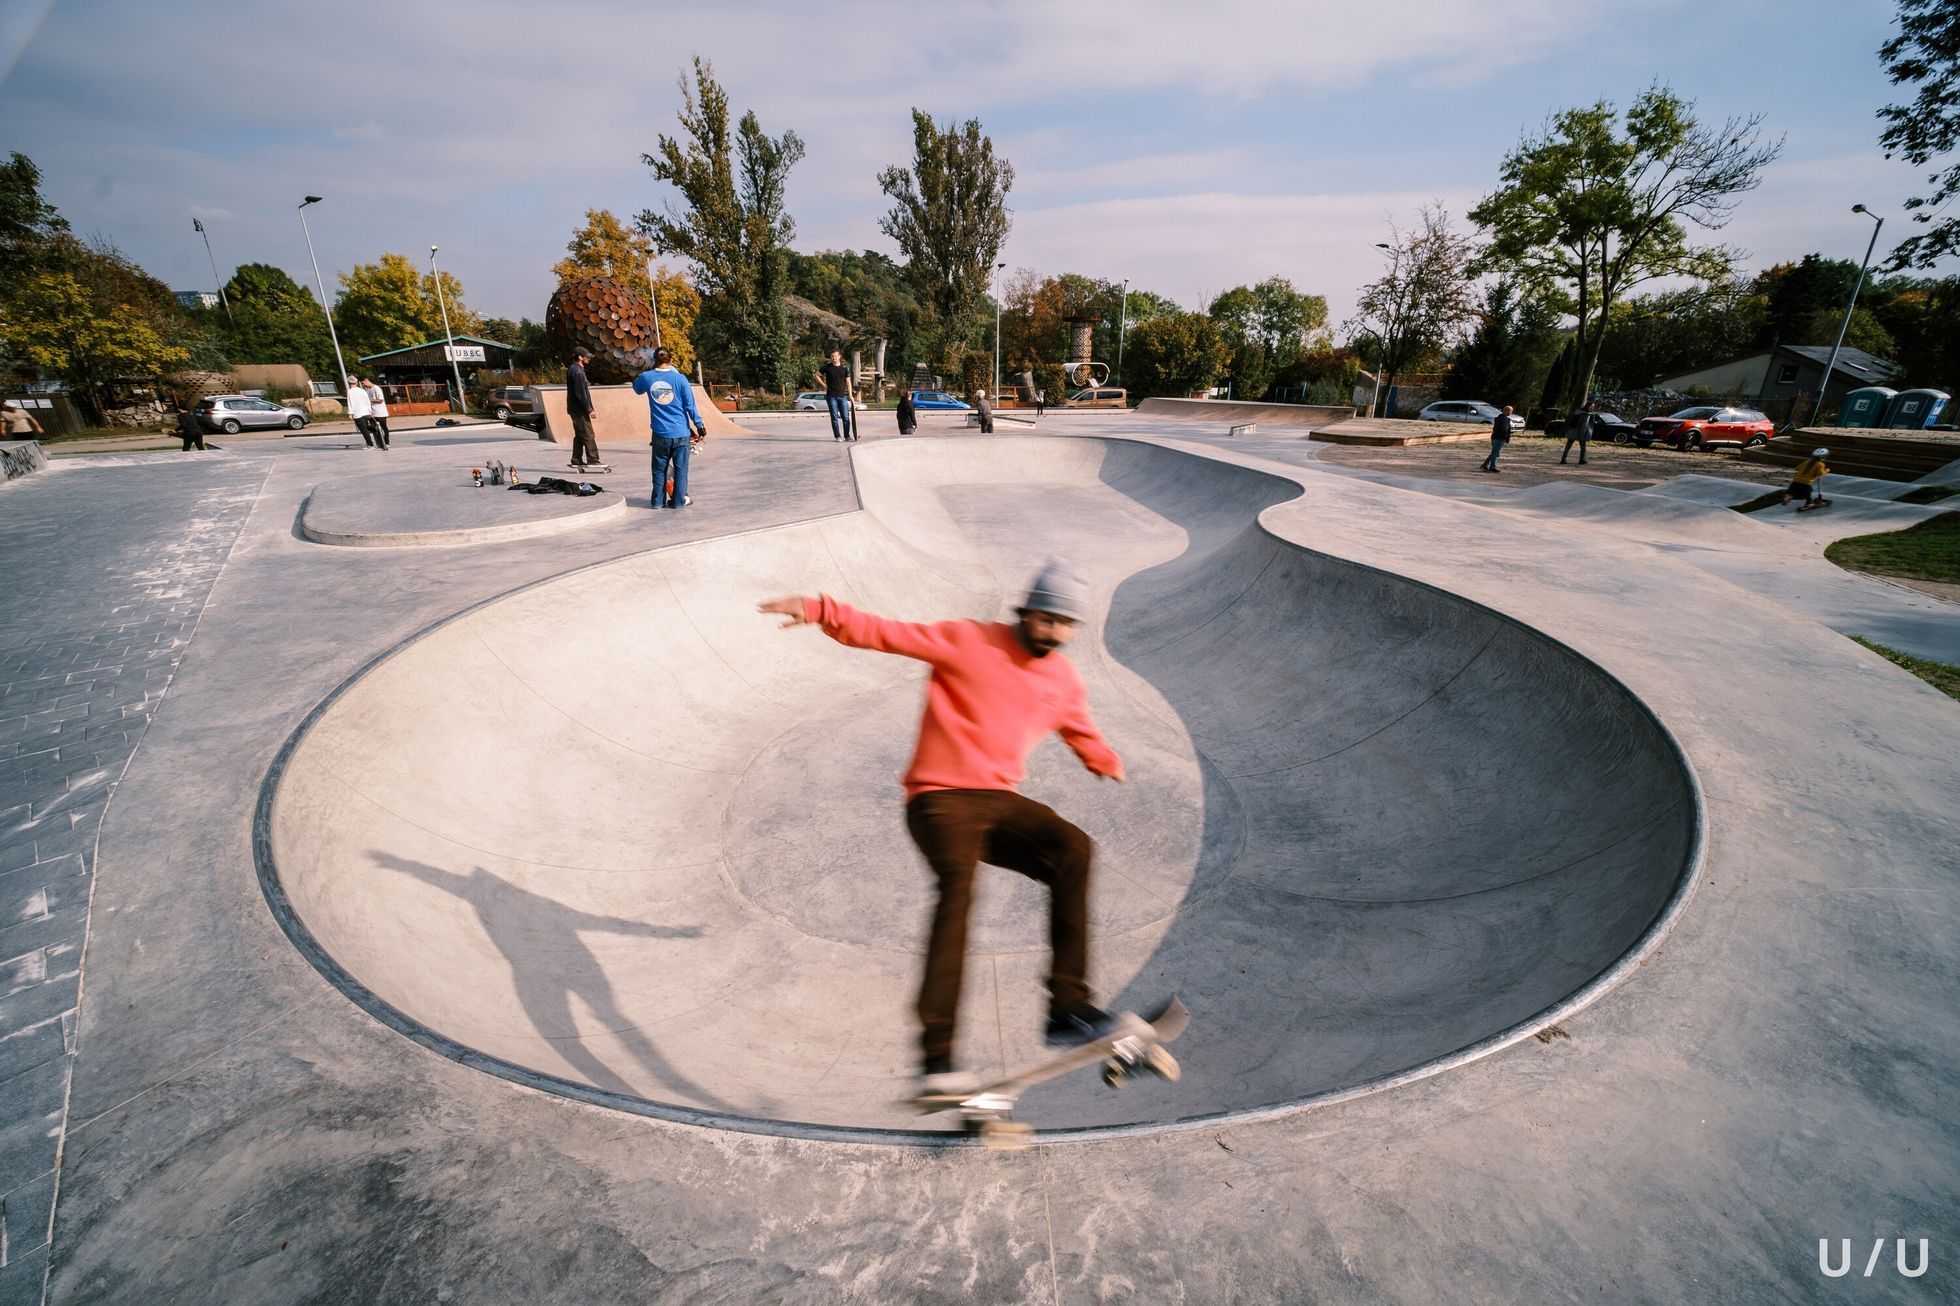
[878,110,1014,359]
[219,262,337,377]
[1590,280,1762,392]
[1121,309,1231,400]
[1868,275,1960,391]
[1802,305,1897,360]
[1348,204,1482,412]
[553,209,699,369]
[1878,0,1960,269]
[333,252,480,359]
[4,239,189,420]
[0,151,68,287]
[639,58,803,388]
[1470,86,1782,407]
[1208,277,1328,400]
[1442,279,1566,407]
[1756,254,1863,346]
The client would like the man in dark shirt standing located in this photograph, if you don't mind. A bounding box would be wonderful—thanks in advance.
[567,347,599,469]
[1561,400,1596,465]
[815,350,856,442]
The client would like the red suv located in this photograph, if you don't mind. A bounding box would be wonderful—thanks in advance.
[1636,406,1775,451]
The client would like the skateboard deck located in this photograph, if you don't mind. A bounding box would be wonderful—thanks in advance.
[909,998,1189,1146]
[569,464,613,474]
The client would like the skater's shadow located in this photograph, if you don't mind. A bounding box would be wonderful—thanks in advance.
[373,852,742,1113]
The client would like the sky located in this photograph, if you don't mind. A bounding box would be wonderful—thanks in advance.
[2,0,1952,341]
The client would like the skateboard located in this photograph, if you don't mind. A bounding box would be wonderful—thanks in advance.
[909,998,1189,1148]
[570,463,613,474]
[1797,497,1832,511]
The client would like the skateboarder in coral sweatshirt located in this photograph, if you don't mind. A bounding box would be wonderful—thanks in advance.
[758,560,1124,1096]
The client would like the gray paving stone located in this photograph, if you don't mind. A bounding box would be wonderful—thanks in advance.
[0,1025,64,1089]
[0,1163,55,1258]
[0,1246,48,1306]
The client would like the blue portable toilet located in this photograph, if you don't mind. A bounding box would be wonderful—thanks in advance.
[1883,389,1950,430]
[1837,387,1895,428]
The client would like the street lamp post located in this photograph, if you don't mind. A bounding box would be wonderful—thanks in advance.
[193,218,232,323]
[430,245,466,413]
[297,197,350,400]
[1814,205,1884,426]
[992,262,1007,400]
[1117,277,1129,390]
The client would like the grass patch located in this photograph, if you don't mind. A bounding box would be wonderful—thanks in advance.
[1897,484,1959,506]
[1824,512,1960,583]
[1850,636,1960,702]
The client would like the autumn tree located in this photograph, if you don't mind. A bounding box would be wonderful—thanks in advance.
[639,58,803,388]
[878,110,1014,358]
[333,253,480,359]
[3,237,190,420]
[1348,204,1482,413]
[1878,0,1960,268]
[1471,86,1782,407]
[555,208,699,370]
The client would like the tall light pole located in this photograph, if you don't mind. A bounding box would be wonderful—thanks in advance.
[430,245,466,413]
[1814,204,1884,426]
[192,218,232,323]
[1368,241,1396,417]
[991,261,1007,399]
[1116,277,1130,390]
[297,197,350,399]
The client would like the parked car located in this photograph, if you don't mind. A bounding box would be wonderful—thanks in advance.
[793,391,867,411]
[1416,400,1504,423]
[195,394,308,433]
[908,390,971,411]
[1636,406,1775,451]
[1068,387,1128,408]
[482,386,538,422]
[1544,411,1638,442]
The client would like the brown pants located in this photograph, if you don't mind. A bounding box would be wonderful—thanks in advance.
[571,411,598,465]
[905,789,1094,1063]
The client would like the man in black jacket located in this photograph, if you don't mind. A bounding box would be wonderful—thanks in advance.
[567,348,599,469]
[1561,400,1596,465]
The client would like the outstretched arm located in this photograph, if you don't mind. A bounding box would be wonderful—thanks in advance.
[757,594,965,665]
[1056,690,1124,781]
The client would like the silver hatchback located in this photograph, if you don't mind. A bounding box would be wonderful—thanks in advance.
[196,394,309,433]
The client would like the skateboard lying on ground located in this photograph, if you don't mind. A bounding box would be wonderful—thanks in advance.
[569,463,613,474]
[909,998,1189,1147]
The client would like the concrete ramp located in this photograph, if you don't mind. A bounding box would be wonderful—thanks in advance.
[1135,397,1352,428]
[533,381,755,445]
[262,437,1698,1140]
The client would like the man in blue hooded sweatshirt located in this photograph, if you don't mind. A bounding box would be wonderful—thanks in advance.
[631,348,707,509]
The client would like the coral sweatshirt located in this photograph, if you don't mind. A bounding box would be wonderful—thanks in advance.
[803,595,1124,797]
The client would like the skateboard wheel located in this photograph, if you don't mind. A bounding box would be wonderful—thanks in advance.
[1145,1046,1181,1083]
[1102,1063,1127,1088]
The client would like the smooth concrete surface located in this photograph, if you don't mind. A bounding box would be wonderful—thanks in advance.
[299,469,627,547]
[1134,397,1353,428]
[264,438,1698,1135]
[10,413,1956,1302]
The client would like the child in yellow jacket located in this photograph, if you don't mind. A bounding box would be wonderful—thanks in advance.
[1783,448,1832,511]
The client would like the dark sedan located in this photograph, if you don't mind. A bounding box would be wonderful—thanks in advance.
[1544,411,1639,442]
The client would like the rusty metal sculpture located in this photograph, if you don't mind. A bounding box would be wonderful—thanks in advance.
[545,275,659,385]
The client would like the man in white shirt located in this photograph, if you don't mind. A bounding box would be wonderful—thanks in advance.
[345,378,376,448]
[363,377,391,450]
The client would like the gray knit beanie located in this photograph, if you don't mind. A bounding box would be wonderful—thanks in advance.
[1023,559,1089,621]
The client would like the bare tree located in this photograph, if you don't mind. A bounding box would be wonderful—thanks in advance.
[1347,204,1481,415]
[1472,86,1782,406]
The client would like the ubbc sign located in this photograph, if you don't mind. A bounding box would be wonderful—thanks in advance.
[1818,1238,1929,1278]
[444,344,487,363]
